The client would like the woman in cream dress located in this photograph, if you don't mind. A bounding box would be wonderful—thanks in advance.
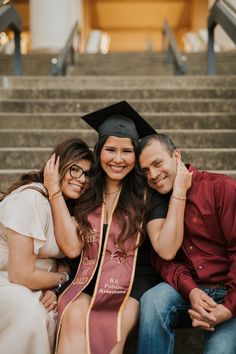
[0,138,94,354]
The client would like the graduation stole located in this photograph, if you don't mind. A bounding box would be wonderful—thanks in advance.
[56,190,140,354]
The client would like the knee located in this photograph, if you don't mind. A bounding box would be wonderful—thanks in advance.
[140,283,177,319]
[62,304,85,336]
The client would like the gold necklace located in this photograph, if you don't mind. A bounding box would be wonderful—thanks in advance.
[105,188,120,195]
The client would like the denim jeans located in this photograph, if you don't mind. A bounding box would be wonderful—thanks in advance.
[137,282,236,354]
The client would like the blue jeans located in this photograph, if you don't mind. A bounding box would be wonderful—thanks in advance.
[137,282,236,354]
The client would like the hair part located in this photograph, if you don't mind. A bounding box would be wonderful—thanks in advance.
[139,133,177,157]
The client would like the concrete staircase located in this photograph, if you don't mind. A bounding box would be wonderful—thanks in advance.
[0,75,235,192]
[1,50,236,76]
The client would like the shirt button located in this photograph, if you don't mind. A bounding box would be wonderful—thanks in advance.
[189,246,193,250]
[198,265,203,269]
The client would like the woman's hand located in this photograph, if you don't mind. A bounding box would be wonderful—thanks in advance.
[44,153,61,198]
[173,160,192,197]
[40,290,58,312]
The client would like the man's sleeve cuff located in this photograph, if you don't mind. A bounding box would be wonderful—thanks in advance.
[178,278,199,300]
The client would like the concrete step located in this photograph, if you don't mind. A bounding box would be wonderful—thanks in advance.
[1,88,235,99]
[1,76,236,89]
[0,113,235,130]
[0,148,235,170]
[0,129,235,148]
[68,62,236,76]
[67,65,173,76]
[0,53,57,76]
[1,51,235,76]
[0,99,235,113]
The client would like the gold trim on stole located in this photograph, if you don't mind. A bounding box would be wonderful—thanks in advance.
[86,189,121,354]
[55,211,104,352]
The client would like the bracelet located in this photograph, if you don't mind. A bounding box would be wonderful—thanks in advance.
[59,271,70,283]
[171,194,186,201]
[48,191,62,201]
[53,272,70,294]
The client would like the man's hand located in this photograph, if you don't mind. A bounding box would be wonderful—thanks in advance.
[188,289,233,331]
[189,288,217,330]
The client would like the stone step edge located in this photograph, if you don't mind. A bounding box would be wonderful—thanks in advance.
[1,87,236,91]
[0,147,235,152]
[0,112,235,117]
[0,129,235,133]
[1,74,236,79]
[1,98,236,102]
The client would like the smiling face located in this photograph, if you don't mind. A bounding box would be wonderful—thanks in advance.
[60,159,92,199]
[100,136,136,184]
[139,140,180,194]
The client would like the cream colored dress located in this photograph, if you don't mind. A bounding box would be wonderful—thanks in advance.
[0,183,63,354]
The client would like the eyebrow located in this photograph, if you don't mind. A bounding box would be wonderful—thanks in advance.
[104,144,134,150]
[140,158,162,170]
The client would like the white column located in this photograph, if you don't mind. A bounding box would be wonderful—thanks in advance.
[30,0,82,52]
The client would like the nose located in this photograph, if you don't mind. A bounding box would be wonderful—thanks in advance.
[113,152,123,163]
[149,166,160,180]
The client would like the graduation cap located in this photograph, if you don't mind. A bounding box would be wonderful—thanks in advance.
[81,100,156,140]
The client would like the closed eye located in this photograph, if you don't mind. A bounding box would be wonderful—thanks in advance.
[141,169,149,176]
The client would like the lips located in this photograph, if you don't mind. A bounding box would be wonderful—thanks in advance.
[152,176,167,187]
[109,165,126,172]
[69,183,83,192]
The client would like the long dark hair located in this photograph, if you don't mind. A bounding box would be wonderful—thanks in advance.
[74,136,147,249]
[0,138,94,203]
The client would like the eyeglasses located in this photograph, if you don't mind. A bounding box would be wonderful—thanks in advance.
[69,164,91,179]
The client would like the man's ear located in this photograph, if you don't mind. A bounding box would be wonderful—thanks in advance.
[173,149,181,161]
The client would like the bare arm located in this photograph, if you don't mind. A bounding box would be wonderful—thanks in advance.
[44,154,83,258]
[147,161,192,260]
[8,228,67,290]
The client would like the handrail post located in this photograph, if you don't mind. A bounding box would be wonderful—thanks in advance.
[50,22,79,76]
[0,4,22,75]
[13,30,22,75]
[207,26,215,75]
[207,0,236,75]
[162,19,187,75]
[70,45,75,65]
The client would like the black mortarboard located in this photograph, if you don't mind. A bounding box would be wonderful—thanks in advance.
[81,100,156,140]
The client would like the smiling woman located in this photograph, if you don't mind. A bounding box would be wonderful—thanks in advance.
[100,136,135,184]
[0,138,94,354]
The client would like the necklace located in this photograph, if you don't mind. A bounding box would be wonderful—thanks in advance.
[105,188,120,195]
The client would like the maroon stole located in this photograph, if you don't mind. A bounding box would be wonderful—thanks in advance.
[56,191,140,354]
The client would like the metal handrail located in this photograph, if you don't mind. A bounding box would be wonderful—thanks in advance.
[207,0,236,75]
[51,22,79,76]
[0,3,22,75]
[162,19,187,75]
[223,0,236,14]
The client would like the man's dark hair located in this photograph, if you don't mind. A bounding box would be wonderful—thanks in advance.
[139,133,177,156]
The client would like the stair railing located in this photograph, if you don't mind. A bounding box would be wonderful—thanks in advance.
[162,19,187,75]
[208,0,236,75]
[51,22,79,76]
[0,3,22,75]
